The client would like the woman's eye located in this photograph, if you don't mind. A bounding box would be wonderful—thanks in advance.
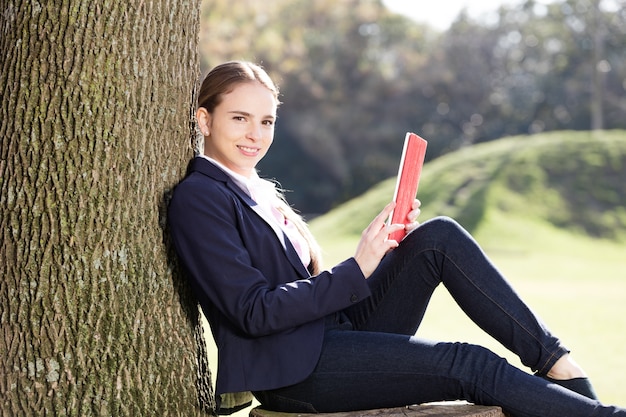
[263,120,274,126]
[233,116,245,121]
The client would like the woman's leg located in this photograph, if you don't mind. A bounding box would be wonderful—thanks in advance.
[255,217,625,415]
[254,328,625,416]
[343,216,567,375]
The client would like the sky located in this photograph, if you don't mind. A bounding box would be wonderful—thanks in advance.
[382,0,623,30]
[382,0,529,30]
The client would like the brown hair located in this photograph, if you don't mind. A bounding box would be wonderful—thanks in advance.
[198,61,280,112]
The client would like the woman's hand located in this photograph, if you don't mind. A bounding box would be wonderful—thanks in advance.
[404,199,422,235]
[354,202,404,279]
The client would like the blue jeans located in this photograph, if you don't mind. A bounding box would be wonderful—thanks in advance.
[254,217,626,416]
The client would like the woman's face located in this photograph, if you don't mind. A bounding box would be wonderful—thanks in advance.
[199,81,277,177]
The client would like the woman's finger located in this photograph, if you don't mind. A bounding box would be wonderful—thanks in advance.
[407,208,421,223]
[364,202,396,233]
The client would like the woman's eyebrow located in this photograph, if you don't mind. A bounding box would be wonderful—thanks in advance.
[228,110,276,120]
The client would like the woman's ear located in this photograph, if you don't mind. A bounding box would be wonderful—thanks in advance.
[196,107,211,136]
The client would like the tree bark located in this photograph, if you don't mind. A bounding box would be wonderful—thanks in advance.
[1,0,214,415]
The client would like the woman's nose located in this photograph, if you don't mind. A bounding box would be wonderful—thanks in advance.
[247,123,262,140]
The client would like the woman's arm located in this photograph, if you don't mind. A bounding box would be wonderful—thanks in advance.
[168,177,371,337]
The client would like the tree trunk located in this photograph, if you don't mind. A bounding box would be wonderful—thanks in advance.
[1,1,214,415]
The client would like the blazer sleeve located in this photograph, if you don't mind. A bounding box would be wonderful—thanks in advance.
[168,175,371,337]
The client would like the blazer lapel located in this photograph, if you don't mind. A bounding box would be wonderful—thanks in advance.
[238,190,311,279]
[281,233,311,278]
[189,157,310,279]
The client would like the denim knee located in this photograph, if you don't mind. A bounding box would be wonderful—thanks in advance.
[416,216,466,241]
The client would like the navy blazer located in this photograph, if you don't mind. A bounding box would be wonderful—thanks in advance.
[168,157,371,396]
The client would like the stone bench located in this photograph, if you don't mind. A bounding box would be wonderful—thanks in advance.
[250,402,505,417]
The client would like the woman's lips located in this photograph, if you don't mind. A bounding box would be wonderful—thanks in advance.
[238,145,261,156]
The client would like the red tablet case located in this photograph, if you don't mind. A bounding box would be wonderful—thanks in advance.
[388,132,428,242]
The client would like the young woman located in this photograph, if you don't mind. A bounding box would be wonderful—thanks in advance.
[168,61,626,416]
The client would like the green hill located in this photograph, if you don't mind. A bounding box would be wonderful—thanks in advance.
[308,130,626,405]
[310,130,626,260]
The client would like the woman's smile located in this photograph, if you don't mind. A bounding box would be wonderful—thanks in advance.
[238,145,261,156]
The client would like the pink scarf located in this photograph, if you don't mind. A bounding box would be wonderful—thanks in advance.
[247,177,311,269]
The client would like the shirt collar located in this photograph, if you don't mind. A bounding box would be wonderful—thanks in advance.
[198,154,258,197]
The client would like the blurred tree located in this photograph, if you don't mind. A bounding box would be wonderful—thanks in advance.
[199,0,436,213]
[478,0,625,135]
[0,1,213,415]
[197,0,626,214]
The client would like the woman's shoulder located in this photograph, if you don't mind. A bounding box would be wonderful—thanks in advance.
[169,158,253,219]
[172,170,230,203]
[168,172,240,230]
[174,157,227,190]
